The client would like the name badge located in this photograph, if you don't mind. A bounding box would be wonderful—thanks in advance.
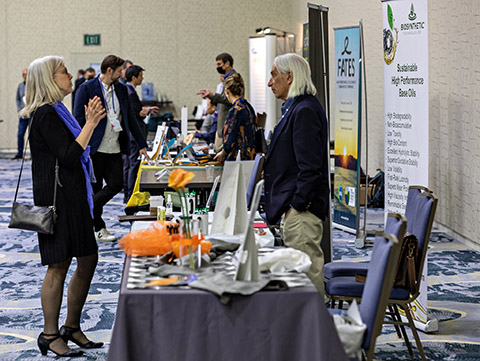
[108,110,123,132]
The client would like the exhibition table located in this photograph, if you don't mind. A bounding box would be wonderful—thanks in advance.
[139,165,223,194]
[107,256,348,361]
[137,164,223,207]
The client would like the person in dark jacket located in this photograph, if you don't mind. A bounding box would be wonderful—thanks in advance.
[124,65,159,199]
[197,52,236,151]
[21,55,105,357]
[74,55,148,242]
[264,53,329,294]
[194,98,217,145]
[72,67,95,111]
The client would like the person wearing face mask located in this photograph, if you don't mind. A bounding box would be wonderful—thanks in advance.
[74,55,148,243]
[197,53,237,151]
[213,73,256,162]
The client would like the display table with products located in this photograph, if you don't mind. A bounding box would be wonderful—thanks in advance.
[106,253,348,361]
[139,165,223,194]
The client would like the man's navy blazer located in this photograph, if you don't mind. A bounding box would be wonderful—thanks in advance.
[126,84,147,136]
[264,94,330,225]
[73,77,147,155]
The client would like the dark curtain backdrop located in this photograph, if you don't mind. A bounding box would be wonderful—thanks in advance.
[308,5,332,264]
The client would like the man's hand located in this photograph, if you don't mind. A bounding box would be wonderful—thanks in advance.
[199,146,210,154]
[149,106,160,115]
[197,89,214,99]
[139,147,150,161]
[140,107,149,117]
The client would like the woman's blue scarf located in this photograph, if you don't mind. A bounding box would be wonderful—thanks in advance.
[52,102,94,218]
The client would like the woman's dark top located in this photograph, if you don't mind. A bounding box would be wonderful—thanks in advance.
[29,104,97,265]
[223,98,256,161]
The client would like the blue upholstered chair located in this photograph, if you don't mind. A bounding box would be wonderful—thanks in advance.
[246,154,265,209]
[326,192,438,361]
[324,213,407,280]
[330,233,402,361]
[404,185,431,233]
[324,185,429,281]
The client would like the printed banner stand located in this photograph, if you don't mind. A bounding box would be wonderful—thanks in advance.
[332,26,362,235]
[382,0,436,332]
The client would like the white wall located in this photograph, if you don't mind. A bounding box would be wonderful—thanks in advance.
[0,0,294,150]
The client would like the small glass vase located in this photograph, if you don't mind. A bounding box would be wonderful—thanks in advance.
[179,218,201,269]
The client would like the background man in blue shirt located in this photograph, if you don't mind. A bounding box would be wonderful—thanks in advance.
[13,68,28,159]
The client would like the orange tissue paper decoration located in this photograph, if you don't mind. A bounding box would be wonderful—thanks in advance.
[168,169,195,191]
[171,233,211,259]
[119,221,176,256]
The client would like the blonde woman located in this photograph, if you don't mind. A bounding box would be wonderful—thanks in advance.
[21,56,105,357]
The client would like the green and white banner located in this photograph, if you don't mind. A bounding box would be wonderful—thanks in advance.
[383,0,428,212]
[333,26,361,232]
[383,0,433,331]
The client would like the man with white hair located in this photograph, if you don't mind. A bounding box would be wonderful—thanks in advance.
[264,53,329,294]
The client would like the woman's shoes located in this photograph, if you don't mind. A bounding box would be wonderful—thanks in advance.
[37,332,84,357]
[60,325,104,349]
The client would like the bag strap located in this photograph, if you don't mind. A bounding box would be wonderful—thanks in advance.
[12,113,59,209]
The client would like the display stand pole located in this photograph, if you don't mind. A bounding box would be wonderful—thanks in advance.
[355,20,370,248]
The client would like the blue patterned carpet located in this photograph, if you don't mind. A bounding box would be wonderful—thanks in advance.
[0,157,479,360]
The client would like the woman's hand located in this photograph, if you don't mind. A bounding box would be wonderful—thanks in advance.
[213,149,227,163]
[84,96,105,128]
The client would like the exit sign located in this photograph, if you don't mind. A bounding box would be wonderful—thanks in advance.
[84,34,101,46]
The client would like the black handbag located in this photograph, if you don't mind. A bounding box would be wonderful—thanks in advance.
[8,117,60,234]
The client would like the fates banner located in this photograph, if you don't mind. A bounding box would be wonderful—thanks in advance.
[333,26,361,232]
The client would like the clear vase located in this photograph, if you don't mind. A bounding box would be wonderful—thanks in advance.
[179,218,201,269]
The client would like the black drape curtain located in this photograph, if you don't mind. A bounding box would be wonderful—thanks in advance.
[308,6,329,120]
[308,5,332,264]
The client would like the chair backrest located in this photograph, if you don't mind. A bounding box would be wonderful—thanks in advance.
[246,154,265,208]
[360,233,402,354]
[409,191,437,295]
[405,185,430,233]
[369,213,406,262]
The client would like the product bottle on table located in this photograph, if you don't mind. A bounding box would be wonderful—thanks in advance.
[166,194,173,216]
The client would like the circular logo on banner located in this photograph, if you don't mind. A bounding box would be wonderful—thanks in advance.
[384,4,399,65]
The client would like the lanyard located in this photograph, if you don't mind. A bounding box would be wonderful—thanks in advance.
[98,76,116,113]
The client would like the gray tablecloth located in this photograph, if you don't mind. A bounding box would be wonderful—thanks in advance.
[107,256,348,361]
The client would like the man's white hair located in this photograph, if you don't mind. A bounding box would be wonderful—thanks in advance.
[273,53,317,98]
[21,55,65,118]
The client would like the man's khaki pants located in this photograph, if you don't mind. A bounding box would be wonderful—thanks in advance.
[281,208,325,295]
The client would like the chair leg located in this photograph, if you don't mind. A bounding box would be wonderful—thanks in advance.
[402,305,427,361]
[394,305,415,359]
[330,299,335,309]
[338,300,344,309]
[388,305,402,338]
